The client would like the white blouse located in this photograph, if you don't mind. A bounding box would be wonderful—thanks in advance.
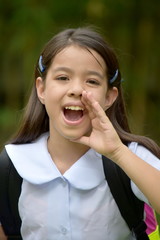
[5,133,160,240]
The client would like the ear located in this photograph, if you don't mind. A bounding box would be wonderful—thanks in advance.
[104,87,118,110]
[36,77,45,104]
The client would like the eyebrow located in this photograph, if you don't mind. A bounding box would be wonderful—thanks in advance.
[86,70,104,79]
[53,67,72,73]
[53,67,104,79]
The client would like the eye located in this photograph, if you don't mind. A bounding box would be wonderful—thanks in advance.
[56,76,69,81]
[87,79,100,85]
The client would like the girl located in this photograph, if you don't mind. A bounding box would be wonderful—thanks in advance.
[0,27,160,240]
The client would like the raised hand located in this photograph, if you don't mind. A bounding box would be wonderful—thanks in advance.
[72,90,124,160]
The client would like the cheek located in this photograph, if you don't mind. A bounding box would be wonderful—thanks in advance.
[92,89,107,107]
[44,87,58,101]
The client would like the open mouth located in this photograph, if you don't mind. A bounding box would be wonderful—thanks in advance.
[63,106,84,122]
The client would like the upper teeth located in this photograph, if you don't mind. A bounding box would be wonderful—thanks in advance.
[65,106,84,111]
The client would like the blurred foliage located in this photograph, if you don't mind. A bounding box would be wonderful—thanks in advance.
[0,0,160,147]
[0,0,160,229]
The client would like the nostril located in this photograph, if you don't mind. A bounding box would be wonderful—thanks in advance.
[68,92,83,97]
[67,83,84,97]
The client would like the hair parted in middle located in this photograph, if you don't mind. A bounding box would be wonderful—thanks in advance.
[11,27,160,158]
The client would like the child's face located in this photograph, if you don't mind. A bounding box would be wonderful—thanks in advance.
[36,45,118,140]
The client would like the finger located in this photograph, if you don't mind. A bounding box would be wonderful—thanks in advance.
[84,91,109,123]
[82,91,93,106]
[92,101,108,123]
[81,91,96,120]
[83,91,101,112]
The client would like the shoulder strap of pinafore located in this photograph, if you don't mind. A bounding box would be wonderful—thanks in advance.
[0,148,22,240]
[102,155,149,240]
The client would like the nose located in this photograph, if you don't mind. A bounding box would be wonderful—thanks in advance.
[67,80,83,97]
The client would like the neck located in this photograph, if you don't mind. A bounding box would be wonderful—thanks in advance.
[47,132,90,174]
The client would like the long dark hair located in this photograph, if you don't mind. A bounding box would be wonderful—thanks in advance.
[11,27,160,158]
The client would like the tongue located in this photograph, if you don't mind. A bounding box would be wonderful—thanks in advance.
[64,109,83,121]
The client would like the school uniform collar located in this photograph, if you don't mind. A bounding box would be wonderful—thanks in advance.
[5,133,105,190]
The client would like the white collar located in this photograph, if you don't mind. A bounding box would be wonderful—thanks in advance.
[5,133,105,190]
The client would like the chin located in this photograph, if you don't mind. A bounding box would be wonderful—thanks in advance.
[63,128,91,141]
[64,134,81,141]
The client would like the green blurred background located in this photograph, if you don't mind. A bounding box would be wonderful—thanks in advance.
[0,0,160,147]
[0,0,160,229]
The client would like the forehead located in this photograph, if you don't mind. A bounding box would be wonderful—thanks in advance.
[51,45,107,72]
